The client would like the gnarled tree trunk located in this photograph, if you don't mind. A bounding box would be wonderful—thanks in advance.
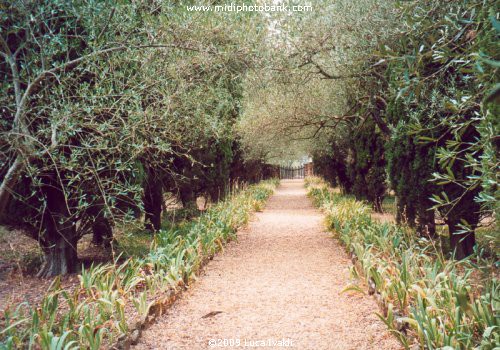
[37,182,79,278]
[38,234,79,278]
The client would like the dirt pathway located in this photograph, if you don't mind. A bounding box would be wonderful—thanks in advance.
[134,180,401,350]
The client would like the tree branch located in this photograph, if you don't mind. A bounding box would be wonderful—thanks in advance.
[2,42,199,218]
[0,35,22,108]
[369,95,391,137]
[309,58,364,80]
[0,155,25,218]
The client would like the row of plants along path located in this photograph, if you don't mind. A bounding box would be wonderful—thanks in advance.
[0,179,279,350]
[305,177,497,350]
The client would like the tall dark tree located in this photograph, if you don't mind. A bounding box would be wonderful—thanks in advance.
[348,120,387,212]
[386,100,438,237]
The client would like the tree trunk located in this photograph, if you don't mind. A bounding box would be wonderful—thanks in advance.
[396,200,416,227]
[373,196,384,213]
[92,217,113,249]
[395,201,405,225]
[209,185,223,203]
[448,221,476,260]
[143,167,162,232]
[417,206,436,239]
[37,181,79,277]
[179,185,197,214]
[38,235,79,278]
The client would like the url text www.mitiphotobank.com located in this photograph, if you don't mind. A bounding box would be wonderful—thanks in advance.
[186,3,313,13]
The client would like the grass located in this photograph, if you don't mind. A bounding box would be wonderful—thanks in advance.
[382,195,396,216]
[113,230,153,259]
[305,177,499,350]
[0,179,279,349]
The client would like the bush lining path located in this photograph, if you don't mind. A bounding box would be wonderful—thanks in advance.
[134,180,401,349]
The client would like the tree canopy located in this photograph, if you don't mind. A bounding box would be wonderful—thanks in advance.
[0,0,498,273]
[239,0,499,258]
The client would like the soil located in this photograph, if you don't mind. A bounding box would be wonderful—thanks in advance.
[0,232,101,312]
[134,180,402,350]
[0,194,196,312]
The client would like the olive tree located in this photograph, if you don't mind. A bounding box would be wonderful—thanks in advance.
[0,0,266,275]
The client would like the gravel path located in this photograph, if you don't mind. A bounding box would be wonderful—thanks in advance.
[134,180,401,350]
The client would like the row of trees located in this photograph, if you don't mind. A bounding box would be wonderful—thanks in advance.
[240,0,498,259]
[0,0,275,277]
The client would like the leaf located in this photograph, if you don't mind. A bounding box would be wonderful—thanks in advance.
[341,284,365,295]
[201,311,223,318]
[444,101,459,113]
[483,83,500,106]
[490,15,500,33]
[417,136,437,142]
[0,318,29,335]
[478,56,500,68]
[483,326,497,338]
[400,317,418,328]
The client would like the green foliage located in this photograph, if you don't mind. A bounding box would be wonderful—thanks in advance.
[243,0,498,259]
[312,136,353,193]
[0,180,278,349]
[311,120,387,212]
[385,99,439,231]
[308,179,498,349]
[0,0,269,275]
[348,120,387,212]
[381,0,499,255]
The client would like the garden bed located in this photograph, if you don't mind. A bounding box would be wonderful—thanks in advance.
[0,180,278,349]
[305,177,498,350]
